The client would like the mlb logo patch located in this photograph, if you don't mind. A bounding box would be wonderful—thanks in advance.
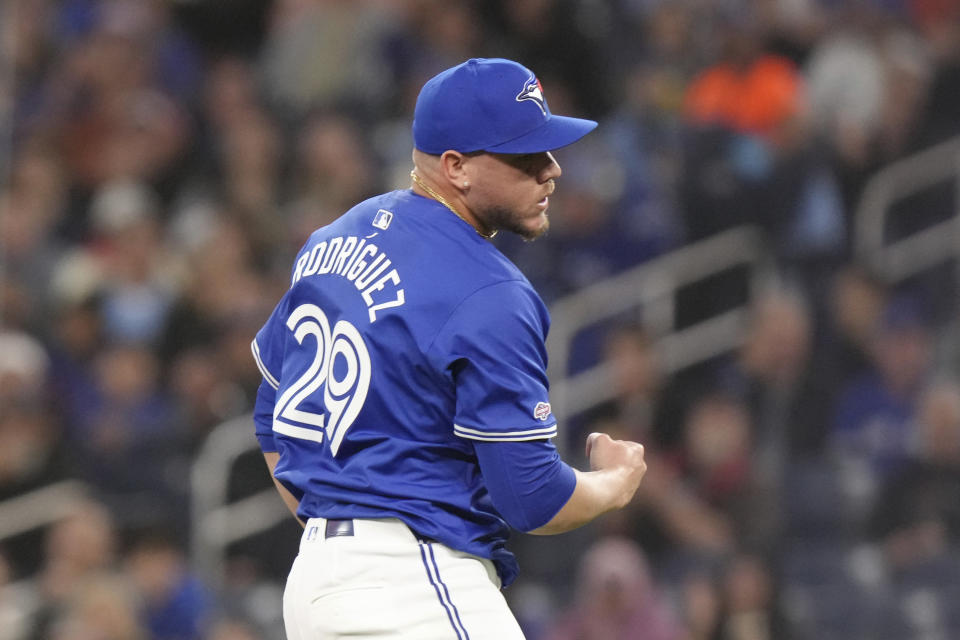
[372,209,393,230]
[533,402,552,421]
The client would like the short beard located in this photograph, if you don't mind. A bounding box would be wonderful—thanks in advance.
[479,206,550,242]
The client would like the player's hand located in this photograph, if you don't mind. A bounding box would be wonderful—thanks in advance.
[585,432,647,507]
[585,432,645,470]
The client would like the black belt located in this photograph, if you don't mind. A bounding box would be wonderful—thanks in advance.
[324,518,354,538]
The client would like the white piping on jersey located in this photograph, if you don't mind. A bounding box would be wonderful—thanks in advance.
[251,339,280,389]
[273,419,324,443]
[453,424,557,441]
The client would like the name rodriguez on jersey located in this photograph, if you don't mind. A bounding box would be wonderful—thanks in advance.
[291,235,405,323]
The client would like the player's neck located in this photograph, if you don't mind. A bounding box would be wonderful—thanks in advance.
[410,170,497,239]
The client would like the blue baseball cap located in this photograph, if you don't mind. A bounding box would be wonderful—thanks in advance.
[413,58,598,155]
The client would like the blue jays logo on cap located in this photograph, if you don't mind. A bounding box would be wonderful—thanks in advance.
[516,76,547,115]
[412,58,597,155]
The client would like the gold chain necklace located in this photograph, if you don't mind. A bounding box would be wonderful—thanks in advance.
[410,170,497,239]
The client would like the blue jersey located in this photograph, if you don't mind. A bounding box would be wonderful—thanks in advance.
[251,190,559,586]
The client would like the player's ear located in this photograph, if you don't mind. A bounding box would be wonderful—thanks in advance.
[439,150,469,188]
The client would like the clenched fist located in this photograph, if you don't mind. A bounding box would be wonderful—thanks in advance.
[586,432,647,508]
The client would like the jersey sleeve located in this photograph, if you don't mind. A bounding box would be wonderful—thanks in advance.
[250,296,290,452]
[253,380,278,452]
[474,439,576,532]
[429,280,557,441]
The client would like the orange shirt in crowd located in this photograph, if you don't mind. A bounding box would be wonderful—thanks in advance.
[683,54,802,136]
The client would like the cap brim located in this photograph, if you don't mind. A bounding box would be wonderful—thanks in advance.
[483,115,598,154]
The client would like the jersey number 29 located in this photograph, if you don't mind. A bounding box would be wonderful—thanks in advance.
[273,303,371,456]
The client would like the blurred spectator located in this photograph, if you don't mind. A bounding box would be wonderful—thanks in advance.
[205,618,262,640]
[0,330,49,410]
[683,15,803,140]
[805,9,932,212]
[719,553,789,640]
[46,294,104,441]
[677,569,723,640]
[824,266,888,386]
[878,26,932,160]
[160,216,258,360]
[159,214,271,438]
[258,0,398,118]
[725,290,814,445]
[624,4,700,119]
[63,341,186,530]
[541,536,682,640]
[47,573,147,640]
[0,331,67,549]
[909,0,960,147]
[678,16,848,300]
[572,324,665,453]
[869,379,960,571]
[640,399,749,556]
[0,143,69,324]
[84,179,181,345]
[213,107,284,247]
[0,549,33,640]
[387,0,483,95]
[600,324,664,438]
[679,393,777,551]
[805,16,887,171]
[830,293,934,481]
[284,112,379,246]
[17,500,119,639]
[49,2,191,191]
[167,346,246,447]
[124,529,213,640]
[639,392,778,562]
[202,56,262,134]
[671,552,792,640]
[3,0,53,108]
[718,287,845,461]
[0,386,64,497]
[482,0,616,118]
[600,5,690,268]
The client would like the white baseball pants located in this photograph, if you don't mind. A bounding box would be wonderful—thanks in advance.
[282,517,527,639]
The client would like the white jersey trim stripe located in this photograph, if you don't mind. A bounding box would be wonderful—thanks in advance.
[453,424,557,442]
[455,432,558,442]
[453,424,557,437]
[251,339,280,389]
[273,419,324,443]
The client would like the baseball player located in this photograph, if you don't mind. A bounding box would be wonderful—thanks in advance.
[252,58,647,639]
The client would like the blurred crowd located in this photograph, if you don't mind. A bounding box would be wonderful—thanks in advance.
[2,0,960,639]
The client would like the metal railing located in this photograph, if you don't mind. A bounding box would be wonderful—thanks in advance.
[854,135,960,282]
[547,225,772,427]
[0,480,89,540]
[853,133,960,367]
[190,414,288,590]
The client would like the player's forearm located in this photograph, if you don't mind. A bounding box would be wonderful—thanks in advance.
[263,451,306,528]
[529,432,647,535]
[528,467,637,535]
